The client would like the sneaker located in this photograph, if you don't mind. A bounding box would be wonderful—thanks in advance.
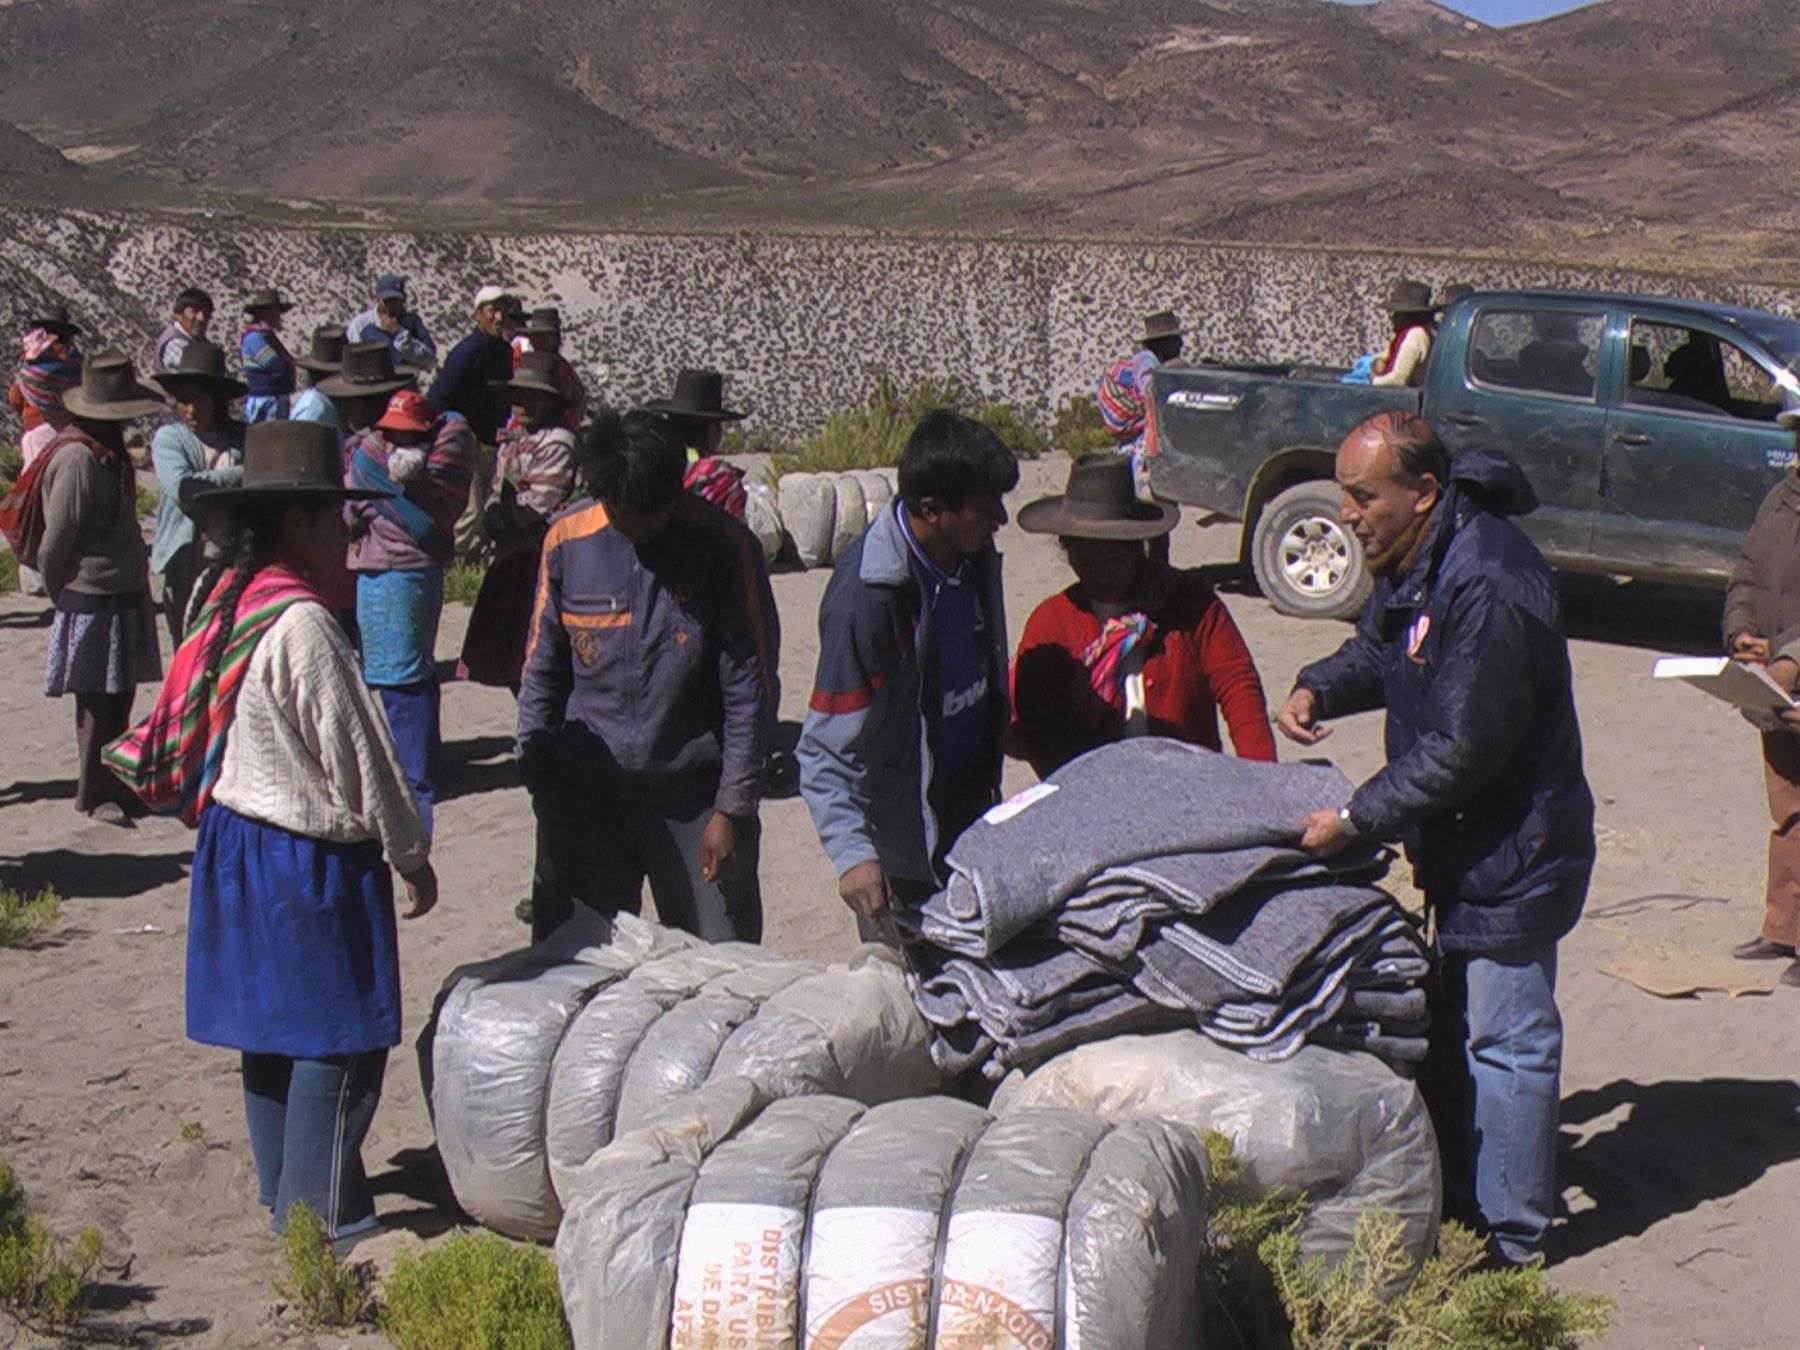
[85,802,134,828]
[1732,937,1797,961]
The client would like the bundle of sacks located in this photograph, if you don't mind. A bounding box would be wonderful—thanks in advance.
[777,469,897,569]
[905,739,1433,1080]
[554,1077,1211,1350]
[420,911,939,1241]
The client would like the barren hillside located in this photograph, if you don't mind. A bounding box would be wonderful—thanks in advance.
[0,0,1794,276]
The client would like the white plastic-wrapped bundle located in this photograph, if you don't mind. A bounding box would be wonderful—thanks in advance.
[420,911,698,1241]
[992,1030,1441,1274]
[828,474,869,565]
[554,1087,1210,1350]
[851,469,895,522]
[744,480,784,567]
[544,945,937,1202]
[778,471,836,569]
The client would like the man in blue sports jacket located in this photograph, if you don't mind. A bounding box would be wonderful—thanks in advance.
[798,411,1019,939]
[1277,409,1595,1267]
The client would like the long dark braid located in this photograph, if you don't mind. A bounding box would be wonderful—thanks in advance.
[192,506,286,696]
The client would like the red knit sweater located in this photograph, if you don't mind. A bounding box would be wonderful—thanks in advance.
[1009,566,1277,778]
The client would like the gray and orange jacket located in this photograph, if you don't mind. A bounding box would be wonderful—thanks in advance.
[516,493,775,817]
[797,502,1009,886]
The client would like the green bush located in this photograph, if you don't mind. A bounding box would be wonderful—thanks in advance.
[0,547,16,595]
[0,1158,102,1329]
[274,1201,376,1329]
[381,1232,569,1350]
[135,482,159,520]
[0,885,59,949]
[771,372,1048,479]
[1050,393,1115,457]
[1198,1131,1612,1350]
[0,442,20,487]
[443,561,486,606]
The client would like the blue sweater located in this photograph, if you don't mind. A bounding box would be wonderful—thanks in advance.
[427,329,511,444]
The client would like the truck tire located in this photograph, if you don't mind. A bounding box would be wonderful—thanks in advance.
[1250,480,1370,620]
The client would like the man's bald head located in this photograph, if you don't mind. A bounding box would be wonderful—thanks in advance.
[1334,410,1446,579]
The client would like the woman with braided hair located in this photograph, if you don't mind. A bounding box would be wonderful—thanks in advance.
[106,420,438,1249]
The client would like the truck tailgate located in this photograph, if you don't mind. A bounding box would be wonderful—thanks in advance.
[1149,365,1418,515]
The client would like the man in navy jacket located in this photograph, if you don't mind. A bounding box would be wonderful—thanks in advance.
[1277,409,1594,1266]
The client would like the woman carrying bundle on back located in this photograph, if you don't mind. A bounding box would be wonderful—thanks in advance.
[105,420,438,1249]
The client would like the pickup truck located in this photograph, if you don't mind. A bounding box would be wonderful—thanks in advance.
[1146,289,1800,619]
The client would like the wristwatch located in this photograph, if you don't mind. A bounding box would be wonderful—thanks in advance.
[1336,805,1361,841]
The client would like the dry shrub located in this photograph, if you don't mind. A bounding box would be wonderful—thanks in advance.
[0,1158,103,1330]
[273,1201,376,1329]
[772,371,1047,479]
[381,1231,569,1350]
[0,885,59,949]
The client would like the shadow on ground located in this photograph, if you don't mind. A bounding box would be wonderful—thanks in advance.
[0,776,77,807]
[0,849,189,900]
[371,1144,464,1240]
[436,735,519,804]
[1551,1077,1800,1263]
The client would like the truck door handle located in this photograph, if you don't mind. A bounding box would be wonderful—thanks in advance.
[1615,430,1652,447]
[1443,411,1483,427]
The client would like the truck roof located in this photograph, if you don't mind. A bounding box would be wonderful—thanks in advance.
[1458,287,1795,333]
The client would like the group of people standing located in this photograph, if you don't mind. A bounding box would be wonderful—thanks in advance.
[5,279,1599,1274]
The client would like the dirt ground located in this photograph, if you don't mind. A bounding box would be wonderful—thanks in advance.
[2,453,1796,1349]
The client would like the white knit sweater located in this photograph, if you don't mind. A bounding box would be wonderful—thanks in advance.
[211,601,431,873]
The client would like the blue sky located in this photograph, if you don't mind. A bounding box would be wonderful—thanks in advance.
[1340,0,1602,24]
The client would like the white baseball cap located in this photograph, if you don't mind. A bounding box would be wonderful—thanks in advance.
[473,284,512,308]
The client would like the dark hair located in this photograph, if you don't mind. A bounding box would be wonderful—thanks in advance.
[186,504,294,691]
[174,287,214,314]
[666,413,713,451]
[897,409,1019,511]
[1354,409,1448,487]
[574,408,685,515]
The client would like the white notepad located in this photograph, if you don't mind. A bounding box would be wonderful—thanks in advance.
[1651,655,1798,714]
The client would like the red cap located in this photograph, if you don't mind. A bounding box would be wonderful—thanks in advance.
[374,388,438,434]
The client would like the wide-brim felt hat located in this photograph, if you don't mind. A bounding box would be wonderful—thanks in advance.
[1139,309,1186,343]
[314,340,415,397]
[296,324,348,374]
[526,306,562,335]
[149,339,248,401]
[1386,279,1434,315]
[195,420,390,506]
[492,350,570,403]
[1778,407,1800,430]
[62,351,166,421]
[643,367,748,421]
[243,287,295,315]
[1017,452,1180,540]
[30,302,81,337]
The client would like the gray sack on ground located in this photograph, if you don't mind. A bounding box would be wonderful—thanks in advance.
[992,1029,1441,1275]
[419,909,698,1241]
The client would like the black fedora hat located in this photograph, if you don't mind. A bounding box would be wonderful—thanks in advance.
[314,340,415,398]
[1139,310,1186,344]
[1017,453,1180,541]
[491,350,570,404]
[61,351,166,422]
[643,368,748,422]
[1385,279,1434,315]
[30,302,81,339]
[149,339,248,401]
[195,420,389,506]
[243,287,295,315]
[296,324,347,374]
[526,306,562,335]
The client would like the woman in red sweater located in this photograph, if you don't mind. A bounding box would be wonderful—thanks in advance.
[1010,454,1276,778]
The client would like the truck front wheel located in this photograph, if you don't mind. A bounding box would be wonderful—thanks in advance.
[1249,480,1370,620]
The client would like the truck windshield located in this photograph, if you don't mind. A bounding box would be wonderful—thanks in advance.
[1731,314,1800,392]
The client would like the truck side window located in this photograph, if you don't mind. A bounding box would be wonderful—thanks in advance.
[1468,309,1603,400]
[1626,320,1784,423]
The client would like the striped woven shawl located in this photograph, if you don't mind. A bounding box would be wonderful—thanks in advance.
[103,564,322,824]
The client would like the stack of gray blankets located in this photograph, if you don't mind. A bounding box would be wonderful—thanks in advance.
[903,739,1433,1080]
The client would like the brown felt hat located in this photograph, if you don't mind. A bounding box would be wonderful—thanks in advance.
[195,420,389,505]
[295,324,347,374]
[492,350,570,404]
[314,340,416,398]
[642,368,748,421]
[526,306,562,335]
[1386,279,1434,315]
[61,351,166,422]
[29,302,81,339]
[149,339,248,401]
[243,287,295,315]
[1139,310,1186,344]
[1017,453,1180,541]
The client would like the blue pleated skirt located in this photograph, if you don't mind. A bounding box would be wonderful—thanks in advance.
[186,804,401,1057]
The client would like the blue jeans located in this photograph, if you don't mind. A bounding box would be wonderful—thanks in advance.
[376,682,439,837]
[242,1052,387,1242]
[1423,940,1563,1263]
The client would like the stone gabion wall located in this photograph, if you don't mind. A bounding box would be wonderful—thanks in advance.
[2,208,1794,440]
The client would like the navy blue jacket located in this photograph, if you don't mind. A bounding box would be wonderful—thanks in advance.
[1296,449,1594,955]
[427,329,512,444]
